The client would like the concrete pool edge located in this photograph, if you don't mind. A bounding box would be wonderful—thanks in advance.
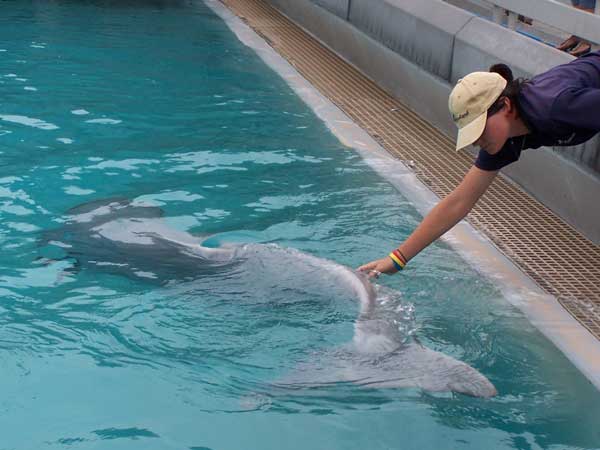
[203,0,600,391]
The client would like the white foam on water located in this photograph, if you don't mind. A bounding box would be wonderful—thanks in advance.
[85,118,122,125]
[87,159,159,171]
[134,190,205,206]
[48,240,72,249]
[0,115,58,130]
[133,271,158,279]
[6,222,40,233]
[0,203,34,216]
[64,186,95,196]
[0,177,22,184]
[194,208,230,221]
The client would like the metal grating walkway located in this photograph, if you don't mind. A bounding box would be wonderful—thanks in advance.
[219,0,600,340]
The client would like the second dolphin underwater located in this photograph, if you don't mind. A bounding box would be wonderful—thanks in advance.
[41,198,497,398]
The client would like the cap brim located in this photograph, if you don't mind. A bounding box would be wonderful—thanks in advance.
[455,112,487,151]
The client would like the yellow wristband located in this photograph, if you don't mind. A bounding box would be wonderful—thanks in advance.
[388,252,405,270]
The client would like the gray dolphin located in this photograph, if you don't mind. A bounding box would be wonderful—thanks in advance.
[41,198,497,398]
[41,197,235,282]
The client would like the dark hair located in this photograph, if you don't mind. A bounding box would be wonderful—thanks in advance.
[487,63,527,117]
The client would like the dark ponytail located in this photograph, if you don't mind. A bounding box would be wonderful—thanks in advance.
[487,63,527,116]
[489,63,514,83]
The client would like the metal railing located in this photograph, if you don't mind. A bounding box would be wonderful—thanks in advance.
[484,0,600,44]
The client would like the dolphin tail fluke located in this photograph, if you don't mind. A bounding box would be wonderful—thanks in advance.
[382,343,498,398]
[277,343,497,398]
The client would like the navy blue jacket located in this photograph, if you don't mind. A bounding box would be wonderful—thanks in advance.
[475,51,600,171]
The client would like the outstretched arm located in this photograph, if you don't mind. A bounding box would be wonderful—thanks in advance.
[358,165,498,277]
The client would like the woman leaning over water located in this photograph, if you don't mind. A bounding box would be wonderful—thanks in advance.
[359,51,600,277]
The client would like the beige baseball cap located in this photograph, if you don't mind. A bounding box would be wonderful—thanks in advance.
[448,72,507,151]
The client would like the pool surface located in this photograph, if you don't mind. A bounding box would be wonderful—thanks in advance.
[1,1,599,449]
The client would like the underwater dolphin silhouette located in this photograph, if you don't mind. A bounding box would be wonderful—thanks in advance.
[41,198,497,398]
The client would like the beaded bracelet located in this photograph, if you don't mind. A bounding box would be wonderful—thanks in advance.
[388,249,406,271]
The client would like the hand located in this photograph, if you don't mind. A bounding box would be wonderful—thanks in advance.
[357,257,398,279]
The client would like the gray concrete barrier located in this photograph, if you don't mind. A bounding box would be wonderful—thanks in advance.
[265,0,600,242]
[451,17,573,83]
[268,0,456,136]
[348,0,472,81]
[311,0,349,19]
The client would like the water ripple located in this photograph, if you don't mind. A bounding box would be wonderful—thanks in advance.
[0,114,58,130]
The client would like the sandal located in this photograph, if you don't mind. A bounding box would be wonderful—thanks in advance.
[557,35,580,52]
[569,41,591,57]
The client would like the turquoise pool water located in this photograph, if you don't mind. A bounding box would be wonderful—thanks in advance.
[1,1,599,449]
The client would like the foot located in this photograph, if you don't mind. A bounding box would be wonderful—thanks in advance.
[569,41,591,57]
[557,35,579,52]
[518,15,532,25]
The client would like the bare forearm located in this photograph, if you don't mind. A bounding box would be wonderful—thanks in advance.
[398,194,470,262]
[396,166,498,262]
[358,166,497,277]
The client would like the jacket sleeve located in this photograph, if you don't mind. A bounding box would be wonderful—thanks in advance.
[552,88,600,131]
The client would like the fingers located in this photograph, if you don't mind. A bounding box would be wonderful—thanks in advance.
[356,262,381,280]
[357,263,375,272]
[357,268,380,279]
[367,269,381,279]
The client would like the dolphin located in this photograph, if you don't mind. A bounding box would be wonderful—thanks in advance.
[40,198,497,398]
[41,197,236,282]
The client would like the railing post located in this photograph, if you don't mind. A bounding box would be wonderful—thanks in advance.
[481,0,600,45]
[507,10,518,29]
[492,5,504,24]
